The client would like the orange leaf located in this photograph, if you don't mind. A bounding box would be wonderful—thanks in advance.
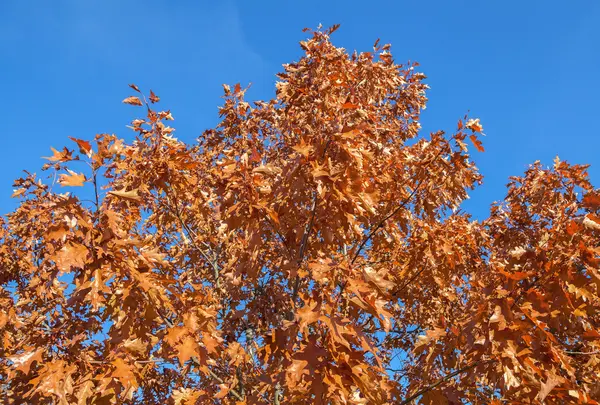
[566,220,580,235]
[111,358,137,389]
[59,170,86,187]
[54,242,89,271]
[292,139,313,158]
[341,102,359,109]
[215,384,229,399]
[202,334,221,354]
[267,209,280,225]
[176,336,199,366]
[469,135,485,152]
[499,269,531,281]
[43,146,73,162]
[583,191,600,209]
[297,300,320,331]
[11,188,26,198]
[69,137,92,157]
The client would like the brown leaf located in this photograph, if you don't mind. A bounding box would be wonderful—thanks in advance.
[581,215,600,231]
[252,164,281,176]
[122,338,146,355]
[328,24,341,35]
[123,96,143,106]
[537,373,562,401]
[149,90,160,103]
[108,188,141,202]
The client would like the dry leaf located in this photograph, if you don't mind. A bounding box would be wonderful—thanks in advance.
[123,96,143,106]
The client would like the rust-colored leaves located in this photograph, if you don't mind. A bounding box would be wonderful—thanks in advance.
[1,26,599,405]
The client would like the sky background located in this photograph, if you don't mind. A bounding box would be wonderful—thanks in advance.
[1,0,599,219]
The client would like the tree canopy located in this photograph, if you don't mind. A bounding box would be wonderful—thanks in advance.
[2,26,600,404]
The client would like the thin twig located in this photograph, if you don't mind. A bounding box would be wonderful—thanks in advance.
[392,267,426,297]
[351,183,422,265]
[399,359,494,405]
[92,169,100,212]
[87,358,167,365]
[274,382,282,405]
[165,191,221,289]
[207,368,244,401]
[350,146,445,266]
[564,349,600,355]
[86,356,245,401]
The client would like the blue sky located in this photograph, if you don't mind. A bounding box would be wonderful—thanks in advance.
[1,0,599,219]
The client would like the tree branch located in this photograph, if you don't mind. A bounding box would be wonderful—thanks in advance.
[399,359,494,405]
[350,146,445,265]
[351,183,422,265]
[164,191,222,289]
[86,356,245,401]
[291,139,332,305]
[564,349,600,355]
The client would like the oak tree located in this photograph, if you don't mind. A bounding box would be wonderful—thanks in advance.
[2,26,600,404]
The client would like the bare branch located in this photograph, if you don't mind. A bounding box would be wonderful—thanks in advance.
[564,349,600,355]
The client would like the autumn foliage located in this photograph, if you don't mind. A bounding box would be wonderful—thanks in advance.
[2,26,600,404]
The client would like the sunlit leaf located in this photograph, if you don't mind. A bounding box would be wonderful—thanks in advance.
[123,96,143,106]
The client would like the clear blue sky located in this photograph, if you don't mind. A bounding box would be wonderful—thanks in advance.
[1,0,599,219]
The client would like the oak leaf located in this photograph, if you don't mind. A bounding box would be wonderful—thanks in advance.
[108,188,141,201]
[68,137,93,156]
[176,336,199,366]
[59,169,86,187]
[465,118,483,132]
[8,348,43,374]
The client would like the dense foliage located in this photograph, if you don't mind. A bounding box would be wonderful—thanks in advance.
[2,26,600,404]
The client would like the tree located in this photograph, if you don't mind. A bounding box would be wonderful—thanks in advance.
[1,25,600,404]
